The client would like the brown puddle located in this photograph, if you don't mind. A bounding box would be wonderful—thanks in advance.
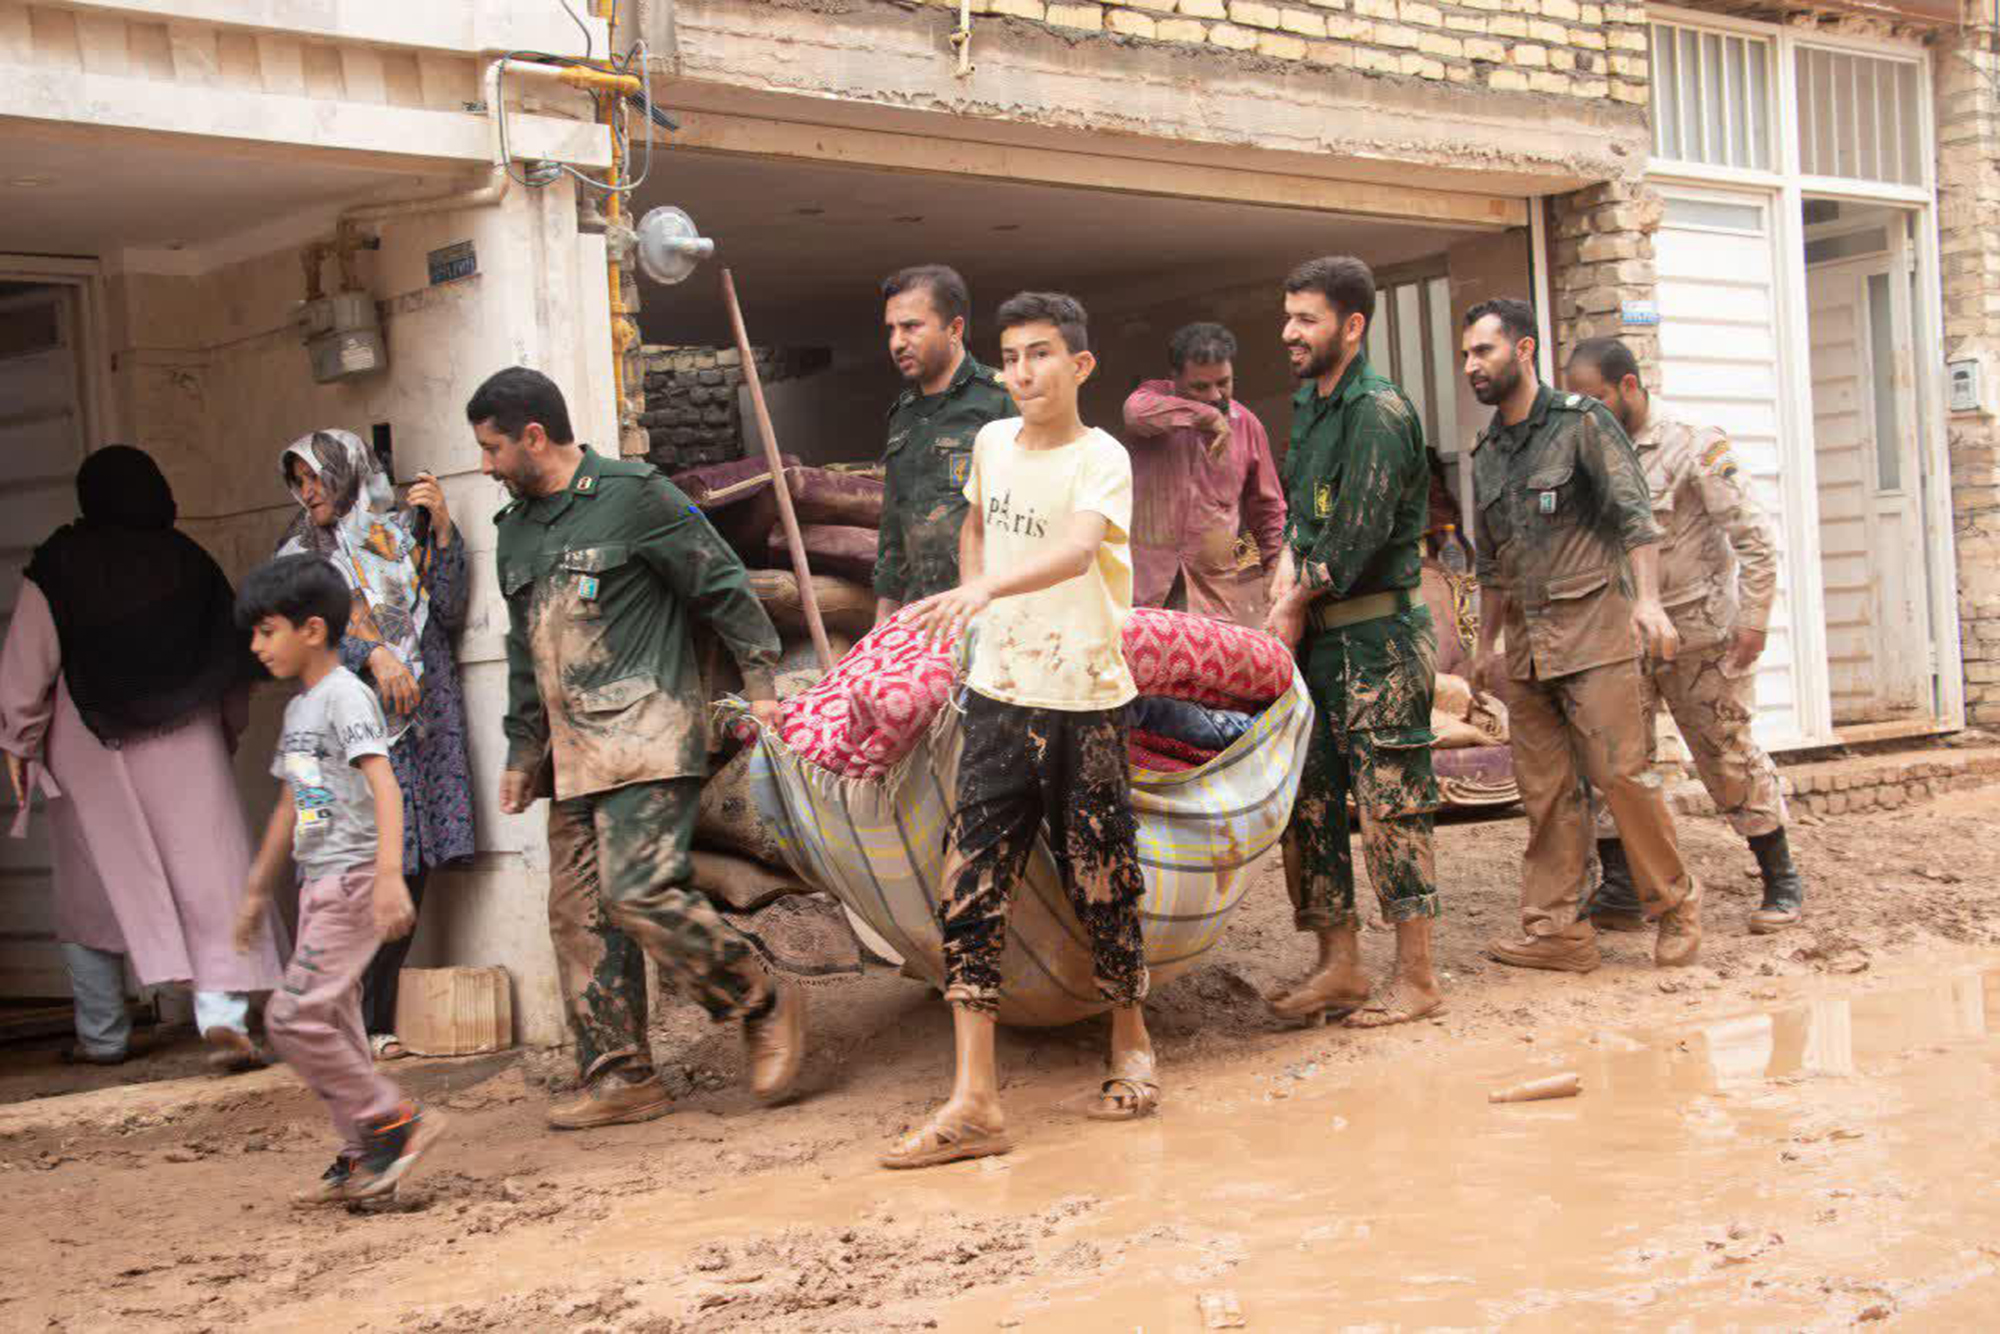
[280,964,2000,1331]
[943,964,2000,1331]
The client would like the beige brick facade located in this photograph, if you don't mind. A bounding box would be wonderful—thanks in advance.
[1546,181,1663,388]
[1935,20,2000,726]
[927,0,1648,101]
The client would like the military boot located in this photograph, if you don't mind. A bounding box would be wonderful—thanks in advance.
[548,1068,674,1131]
[744,980,806,1104]
[1584,838,1647,932]
[1747,828,1806,934]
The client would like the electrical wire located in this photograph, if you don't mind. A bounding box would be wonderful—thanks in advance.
[556,0,592,60]
[491,45,670,196]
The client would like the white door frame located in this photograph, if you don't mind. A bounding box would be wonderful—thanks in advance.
[1645,5,1962,740]
[0,256,116,452]
[1650,178,1831,747]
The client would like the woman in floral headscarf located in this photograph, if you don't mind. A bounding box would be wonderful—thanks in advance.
[279,430,474,1059]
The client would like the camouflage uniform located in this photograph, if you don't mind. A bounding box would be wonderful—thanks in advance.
[1591,410,1784,839]
[498,448,783,1081]
[1472,386,1695,940]
[1279,353,1441,932]
[942,691,1148,1015]
[875,354,1014,606]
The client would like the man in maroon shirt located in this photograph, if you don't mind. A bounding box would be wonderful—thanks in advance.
[1121,323,1287,624]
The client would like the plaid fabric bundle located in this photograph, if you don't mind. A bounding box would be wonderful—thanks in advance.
[742,608,1313,1027]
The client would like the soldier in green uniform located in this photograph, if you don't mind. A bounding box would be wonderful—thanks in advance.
[1461,300,1705,974]
[1264,256,1444,1030]
[469,367,807,1132]
[875,265,1015,625]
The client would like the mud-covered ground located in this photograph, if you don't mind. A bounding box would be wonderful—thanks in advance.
[6,778,2000,1331]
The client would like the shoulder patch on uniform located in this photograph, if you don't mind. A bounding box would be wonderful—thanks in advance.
[990,369,1005,386]
[1314,481,1332,518]
[1700,435,1742,481]
[576,474,595,493]
[1565,393,1582,408]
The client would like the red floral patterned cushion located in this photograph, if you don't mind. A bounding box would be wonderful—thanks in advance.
[777,608,1292,780]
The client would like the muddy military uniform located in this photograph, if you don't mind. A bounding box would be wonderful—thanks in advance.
[1279,353,1441,934]
[1473,387,1697,944]
[498,448,783,1085]
[874,354,1013,607]
[1591,410,1784,839]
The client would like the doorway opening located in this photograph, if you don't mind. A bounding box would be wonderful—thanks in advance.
[1801,198,1938,729]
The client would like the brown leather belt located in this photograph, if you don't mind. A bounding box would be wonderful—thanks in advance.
[1305,587,1418,635]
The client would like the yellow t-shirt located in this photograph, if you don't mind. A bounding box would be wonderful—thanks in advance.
[961,418,1138,711]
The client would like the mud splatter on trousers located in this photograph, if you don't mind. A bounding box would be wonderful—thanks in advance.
[941,691,1149,1016]
[546,778,771,1081]
[1590,638,1785,841]
[1282,605,1441,932]
[1501,657,1696,940]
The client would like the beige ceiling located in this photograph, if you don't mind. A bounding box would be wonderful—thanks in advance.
[631,149,1485,351]
[0,125,431,259]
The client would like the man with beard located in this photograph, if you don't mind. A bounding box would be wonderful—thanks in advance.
[1564,337,1803,934]
[1263,256,1444,1029]
[875,265,1014,625]
[474,367,808,1130]
[1462,301,1705,974]
[1120,322,1286,623]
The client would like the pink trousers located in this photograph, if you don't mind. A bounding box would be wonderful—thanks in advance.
[266,867,402,1153]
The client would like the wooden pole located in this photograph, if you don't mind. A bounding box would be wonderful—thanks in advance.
[720,267,836,672]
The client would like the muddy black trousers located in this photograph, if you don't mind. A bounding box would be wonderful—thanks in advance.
[940,691,1150,1017]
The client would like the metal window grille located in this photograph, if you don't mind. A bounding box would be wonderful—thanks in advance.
[1794,46,1923,187]
[1649,21,1774,171]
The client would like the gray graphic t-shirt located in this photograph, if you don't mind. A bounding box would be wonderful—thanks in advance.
[272,666,391,880]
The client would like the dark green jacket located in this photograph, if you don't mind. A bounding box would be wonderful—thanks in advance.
[1472,384,1661,681]
[1282,353,1429,601]
[875,353,1014,604]
[496,448,781,799]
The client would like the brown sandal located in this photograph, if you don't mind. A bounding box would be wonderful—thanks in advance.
[1086,1051,1161,1121]
[880,1113,1013,1170]
[1269,972,1371,1023]
[1344,985,1446,1030]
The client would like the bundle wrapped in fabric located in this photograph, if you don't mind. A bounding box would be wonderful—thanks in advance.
[734,607,1312,1026]
[764,524,877,584]
[745,569,877,640]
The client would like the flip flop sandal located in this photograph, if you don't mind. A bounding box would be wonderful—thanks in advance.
[1087,1074,1161,1121]
[1269,979,1372,1024]
[1086,1052,1162,1122]
[1344,992,1447,1030]
[370,1034,409,1061]
[880,1114,1013,1171]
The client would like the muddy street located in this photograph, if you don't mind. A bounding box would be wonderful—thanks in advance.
[6,780,2000,1332]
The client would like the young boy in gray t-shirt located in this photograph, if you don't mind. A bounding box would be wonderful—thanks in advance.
[233,554,443,1204]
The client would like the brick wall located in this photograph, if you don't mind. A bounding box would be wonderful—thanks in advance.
[933,0,1649,102]
[1935,25,2000,728]
[1546,181,1662,385]
[638,345,832,473]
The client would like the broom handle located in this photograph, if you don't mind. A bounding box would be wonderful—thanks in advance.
[720,268,835,672]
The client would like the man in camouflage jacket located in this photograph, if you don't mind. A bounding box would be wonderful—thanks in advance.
[1566,337,1805,934]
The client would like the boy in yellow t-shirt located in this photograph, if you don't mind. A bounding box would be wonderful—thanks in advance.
[889,292,1156,1170]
